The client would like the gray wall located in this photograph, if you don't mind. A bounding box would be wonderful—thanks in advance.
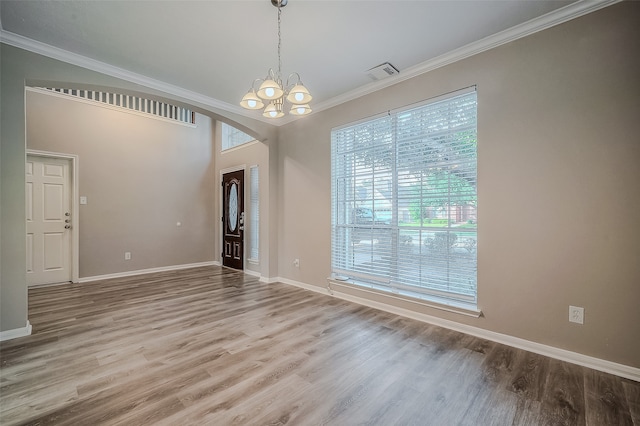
[276,2,640,368]
[2,2,638,369]
[1,44,29,331]
[0,44,271,334]
[27,90,215,277]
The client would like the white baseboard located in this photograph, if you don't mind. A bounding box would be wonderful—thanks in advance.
[78,261,220,283]
[243,269,261,278]
[0,321,32,342]
[275,276,640,382]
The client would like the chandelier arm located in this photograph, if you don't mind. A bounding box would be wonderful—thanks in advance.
[285,72,302,91]
[264,68,276,81]
[251,78,264,91]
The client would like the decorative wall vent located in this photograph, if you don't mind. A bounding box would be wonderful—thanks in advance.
[38,87,195,125]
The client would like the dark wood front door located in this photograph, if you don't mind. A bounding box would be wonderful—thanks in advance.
[222,170,244,270]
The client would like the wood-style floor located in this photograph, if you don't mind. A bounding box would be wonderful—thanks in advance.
[1,266,638,425]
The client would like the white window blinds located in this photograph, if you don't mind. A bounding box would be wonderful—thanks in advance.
[331,89,477,307]
[249,166,259,261]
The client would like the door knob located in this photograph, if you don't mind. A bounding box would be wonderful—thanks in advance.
[65,225,71,229]
[65,219,70,223]
[65,212,70,216]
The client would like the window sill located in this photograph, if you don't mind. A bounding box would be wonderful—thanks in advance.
[326,277,482,318]
[221,139,259,154]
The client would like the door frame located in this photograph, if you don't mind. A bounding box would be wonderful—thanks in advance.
[26,149,80,284]
[220,165,246,270]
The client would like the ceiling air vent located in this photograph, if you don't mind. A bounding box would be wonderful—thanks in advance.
[366,62,399,81]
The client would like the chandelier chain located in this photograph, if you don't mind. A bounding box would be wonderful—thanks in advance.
[277,3,282,80]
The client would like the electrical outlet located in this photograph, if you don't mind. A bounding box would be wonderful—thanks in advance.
[293,258,300,268]
[569,305,584,324]
[125,252,131,260]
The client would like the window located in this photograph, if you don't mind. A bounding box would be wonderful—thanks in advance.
[331,88,477,308]
[221,123,255,151]
[249,166,260,262]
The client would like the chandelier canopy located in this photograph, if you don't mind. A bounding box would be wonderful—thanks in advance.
[240,0,312,118]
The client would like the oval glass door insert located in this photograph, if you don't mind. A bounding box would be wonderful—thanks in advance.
[229,183,238,232]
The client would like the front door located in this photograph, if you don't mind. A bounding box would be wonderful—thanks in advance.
[26,156,72,286]
[222,170,244,270]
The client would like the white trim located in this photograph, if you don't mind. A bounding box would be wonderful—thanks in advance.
[26,87,196,128]
[221,139,260,154]
[274,276,640,382]
[220,166,247,271]
[0,321,32,342]
[26,149,80,284]
[327,278,481,318]
[0,0,620,127]
[277,277,325,293]
[78,261,219,283]
[303,0,622,121]
[0,30,270,120]
[243,269,260,278]
[219,165,246,175]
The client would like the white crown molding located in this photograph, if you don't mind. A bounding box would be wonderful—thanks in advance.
[0,29,275,124]
[304,0,622,119]
[274,276,639,382]
[1,0,620,127]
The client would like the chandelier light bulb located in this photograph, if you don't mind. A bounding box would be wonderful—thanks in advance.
[286,84,312,105]
[289,103,311,116]
[257,79,284,100]
[240,90,265,110]
[263,102,284,118]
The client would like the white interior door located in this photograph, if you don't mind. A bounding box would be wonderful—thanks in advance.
[26,156,72,286]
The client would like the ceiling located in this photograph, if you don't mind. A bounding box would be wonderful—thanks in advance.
[1,0,606,123]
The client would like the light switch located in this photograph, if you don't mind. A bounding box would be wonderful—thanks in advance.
[80,196,88,205]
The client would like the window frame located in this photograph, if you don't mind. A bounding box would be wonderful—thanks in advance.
[248,165,260,263]
[330,87,478,311]
[221,122,256,152]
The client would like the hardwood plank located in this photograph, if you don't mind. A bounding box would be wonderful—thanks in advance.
[385,346,489,425]
[540,358,586,425]
[509,350,550,401]
[0,265,636,426]
[584,369,633,426]
[622,379,640,425]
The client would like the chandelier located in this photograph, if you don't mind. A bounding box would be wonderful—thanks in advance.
[240,0,312,118]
